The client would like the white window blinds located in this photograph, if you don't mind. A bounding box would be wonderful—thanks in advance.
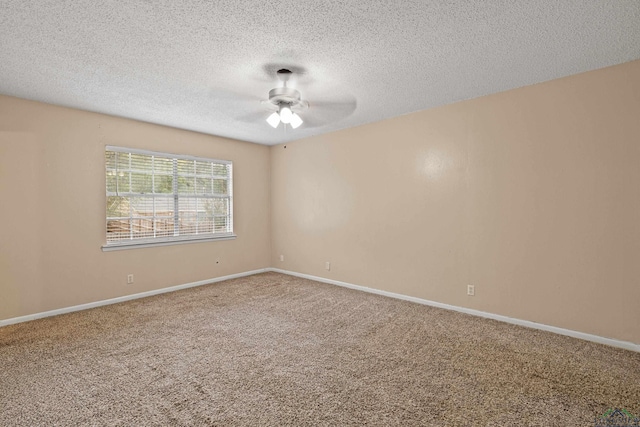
[105,146,233,248]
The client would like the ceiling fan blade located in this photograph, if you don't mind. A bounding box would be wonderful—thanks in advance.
[298,115,332,129]
[291,100,309,112]
[235,111,273,123]
[261,100,279,111]
[206,88,263,111]
[309,100,356,109]
[300,98,357,129]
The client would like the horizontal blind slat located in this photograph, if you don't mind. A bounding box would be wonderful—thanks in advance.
[105,148,233,244]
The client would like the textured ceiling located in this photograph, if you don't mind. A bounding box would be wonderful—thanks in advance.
[1,1,639,145]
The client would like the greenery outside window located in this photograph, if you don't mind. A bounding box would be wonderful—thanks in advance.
[103,146,234,250]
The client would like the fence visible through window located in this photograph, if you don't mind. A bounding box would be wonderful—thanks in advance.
[105,147,233,247]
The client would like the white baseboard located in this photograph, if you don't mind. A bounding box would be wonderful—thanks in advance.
[0,268,268,328]
[4,267,638,353]
[267,268,640,353]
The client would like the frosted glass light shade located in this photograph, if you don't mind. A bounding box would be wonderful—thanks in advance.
[279,106,293,124]
[290,113,303,129]
[266,112,280,128]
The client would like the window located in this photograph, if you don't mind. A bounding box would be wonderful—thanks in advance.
[103,146,234,250]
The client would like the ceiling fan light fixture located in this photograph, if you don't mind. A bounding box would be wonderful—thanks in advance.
[279,105,293,124]
[290,113,303,129]
[266,112,280,128]
[263,70,309,130]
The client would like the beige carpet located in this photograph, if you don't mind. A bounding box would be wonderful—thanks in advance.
[1,272,639,426]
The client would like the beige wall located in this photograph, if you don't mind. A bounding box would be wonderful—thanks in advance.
[271,60,640,344]
[0,96,271,320]
[2,60,639,345]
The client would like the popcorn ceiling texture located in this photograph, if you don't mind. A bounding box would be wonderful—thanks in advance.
[0,1,639,144]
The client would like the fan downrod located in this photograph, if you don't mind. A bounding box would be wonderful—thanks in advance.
[277,69,293,84]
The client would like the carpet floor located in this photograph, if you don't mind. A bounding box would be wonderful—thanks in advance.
[1,272,639,426]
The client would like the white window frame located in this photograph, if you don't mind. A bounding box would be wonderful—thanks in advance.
[102,146,235,251]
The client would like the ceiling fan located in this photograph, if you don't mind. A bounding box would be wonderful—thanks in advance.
[262,68,308,129]
[229,65,357,130]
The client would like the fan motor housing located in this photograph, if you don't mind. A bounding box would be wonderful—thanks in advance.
[268,87,301,105]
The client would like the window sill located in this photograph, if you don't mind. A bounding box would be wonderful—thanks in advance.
[101,234,237,251]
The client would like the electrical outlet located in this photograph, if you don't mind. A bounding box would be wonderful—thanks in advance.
[467,285,475,296]
[280,254,284,262]
[325,261,331,271]
[127,274,134,284]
